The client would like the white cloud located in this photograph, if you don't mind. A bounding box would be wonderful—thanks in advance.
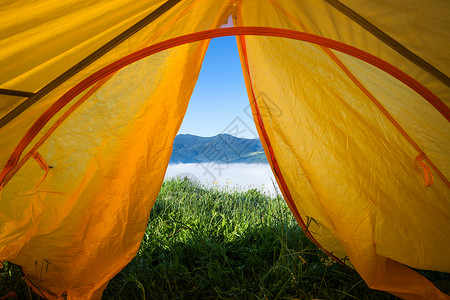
[165,163,280,195]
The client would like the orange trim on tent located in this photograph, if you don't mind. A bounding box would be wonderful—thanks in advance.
[236,34,344,264]
[1,26,448,188]
[30,151,50,189]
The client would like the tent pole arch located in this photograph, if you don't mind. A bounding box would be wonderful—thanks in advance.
[2,26,448,191]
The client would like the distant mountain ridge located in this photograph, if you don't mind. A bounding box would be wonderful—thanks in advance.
[170,134,268,164]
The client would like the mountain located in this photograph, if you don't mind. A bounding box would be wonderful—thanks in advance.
[170,134,268,164]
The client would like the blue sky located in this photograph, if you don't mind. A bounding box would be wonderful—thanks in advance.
[177,36,259,139]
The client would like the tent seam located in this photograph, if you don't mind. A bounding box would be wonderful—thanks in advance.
[0,74,115,189]
[236,33,344,265]
[0,0,183,129]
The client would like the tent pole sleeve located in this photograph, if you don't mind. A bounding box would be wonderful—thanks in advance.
[0,0,181,129]
[0,89,36,98]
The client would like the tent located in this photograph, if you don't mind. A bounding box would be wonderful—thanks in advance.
[0,0,449,299]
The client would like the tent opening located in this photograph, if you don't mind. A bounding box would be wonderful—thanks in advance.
[166,36,276,194]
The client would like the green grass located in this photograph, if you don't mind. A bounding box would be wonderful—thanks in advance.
[103,178,395,300]
[1,178,447,299]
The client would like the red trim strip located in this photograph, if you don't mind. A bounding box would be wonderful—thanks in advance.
[1,26,448,187]
[237,34,343,263]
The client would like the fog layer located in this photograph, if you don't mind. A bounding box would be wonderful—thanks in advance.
[165,163,279,195]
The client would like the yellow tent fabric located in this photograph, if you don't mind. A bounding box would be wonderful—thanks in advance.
[0,1,449,299]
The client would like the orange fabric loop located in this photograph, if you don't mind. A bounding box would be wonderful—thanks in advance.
[0,292,18,300]
[31,151,50,188]
[416,152,434,186]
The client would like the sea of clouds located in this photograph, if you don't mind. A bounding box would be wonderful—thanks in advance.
[164,163,279,196]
